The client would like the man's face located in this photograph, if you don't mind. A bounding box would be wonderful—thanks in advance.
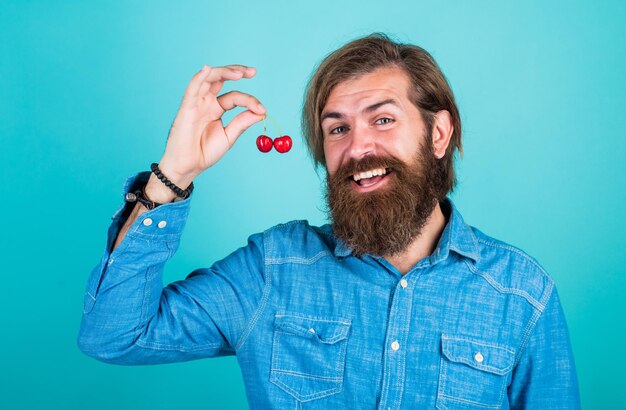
[321,66,445,257]
[322,66,428,182]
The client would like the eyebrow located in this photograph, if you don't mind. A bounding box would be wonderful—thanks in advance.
[320,99,398,123]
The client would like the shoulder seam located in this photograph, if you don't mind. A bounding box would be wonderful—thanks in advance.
[463,259,549,312]
[476,237,552,282]
[513,280,555,367]
[266,251,331,265]
[263,219,308,234]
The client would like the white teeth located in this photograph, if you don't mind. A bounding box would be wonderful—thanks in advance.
[352,167,387,182]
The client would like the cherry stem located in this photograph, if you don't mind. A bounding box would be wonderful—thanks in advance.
[262,114,282,137]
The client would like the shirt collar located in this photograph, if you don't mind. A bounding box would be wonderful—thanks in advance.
[334,237,353,258]
[430,198,479,265]
[332,198,479,264]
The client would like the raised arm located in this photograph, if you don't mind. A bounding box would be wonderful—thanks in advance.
[78,65,268,365]
[113,65,266,250]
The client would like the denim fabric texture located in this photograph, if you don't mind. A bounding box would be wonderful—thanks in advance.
[78,173,581,409]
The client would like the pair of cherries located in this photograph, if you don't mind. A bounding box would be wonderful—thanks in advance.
[256,134,292,153]
[255,114,292,153]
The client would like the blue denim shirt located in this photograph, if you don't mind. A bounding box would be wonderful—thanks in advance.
[78,173,580,409]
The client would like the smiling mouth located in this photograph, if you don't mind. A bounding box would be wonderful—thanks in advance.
[351,167,392,188]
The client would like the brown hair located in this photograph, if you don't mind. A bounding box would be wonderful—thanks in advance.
[302,33,463,195]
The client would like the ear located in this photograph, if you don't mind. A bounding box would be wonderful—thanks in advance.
[431,110,454,159]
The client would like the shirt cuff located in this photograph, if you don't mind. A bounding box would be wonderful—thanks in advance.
[106,172,192,250]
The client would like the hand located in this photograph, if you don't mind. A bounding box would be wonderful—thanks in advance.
[158,65,266,187]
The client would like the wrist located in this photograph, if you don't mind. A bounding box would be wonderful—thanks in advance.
[157,160,196,190]
[144,174,179,204]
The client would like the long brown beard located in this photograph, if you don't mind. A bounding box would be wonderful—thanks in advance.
[325,142,447,257]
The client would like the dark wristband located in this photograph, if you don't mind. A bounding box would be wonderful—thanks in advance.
[150,163,194,199]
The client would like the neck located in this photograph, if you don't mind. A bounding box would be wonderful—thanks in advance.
[384,201,448,275]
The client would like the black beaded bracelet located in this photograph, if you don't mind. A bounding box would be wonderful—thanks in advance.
[150,163,194,199]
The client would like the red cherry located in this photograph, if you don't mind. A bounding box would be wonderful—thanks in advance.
[256,135,273,153]
[273,135,292,153]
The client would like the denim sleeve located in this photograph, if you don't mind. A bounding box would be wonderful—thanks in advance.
[77,173,267,365]
[508,286,581,409]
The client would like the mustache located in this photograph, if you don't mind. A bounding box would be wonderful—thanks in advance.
[333,155,406,180]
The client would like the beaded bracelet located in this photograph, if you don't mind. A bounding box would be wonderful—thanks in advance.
[150,163,194,199]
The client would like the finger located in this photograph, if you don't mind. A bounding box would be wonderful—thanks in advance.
[202,66,246,85]
[216,91,266,115]
[194,68,243,99]
[208,80,224,96]
[200,66,256,97]
[196,79,233,97]
[224,65,256,79]
[197,79,215,98]
[196,66,256,98]
[224,110,266,142]
[197,79,225,98]
[183,65,212,101]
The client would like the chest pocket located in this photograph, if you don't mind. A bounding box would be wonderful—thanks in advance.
[437,334,516,409]
[270,314,351,403]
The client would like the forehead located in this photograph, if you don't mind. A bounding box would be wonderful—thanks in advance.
[323,66,412,113]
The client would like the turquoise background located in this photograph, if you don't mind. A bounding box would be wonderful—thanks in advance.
[1,0,625,408]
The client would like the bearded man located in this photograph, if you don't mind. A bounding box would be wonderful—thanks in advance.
[78,34,580,409]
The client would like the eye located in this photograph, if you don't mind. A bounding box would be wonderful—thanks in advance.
[330,125,348,135]
[375,117,394,125]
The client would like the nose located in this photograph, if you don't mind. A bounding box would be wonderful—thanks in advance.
[347,123,376,160]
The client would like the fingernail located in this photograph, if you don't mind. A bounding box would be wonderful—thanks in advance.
[257,104,266,113]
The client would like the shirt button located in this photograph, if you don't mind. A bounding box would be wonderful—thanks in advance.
[391,340,400,351]
[142,218,153,226]
[308,328,316,334]
[157,220,167,229]
[474,352,484,363]
[400,279,408,288]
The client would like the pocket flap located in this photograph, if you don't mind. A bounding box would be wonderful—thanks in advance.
[274,315,351,344]
[441,334,516,375]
